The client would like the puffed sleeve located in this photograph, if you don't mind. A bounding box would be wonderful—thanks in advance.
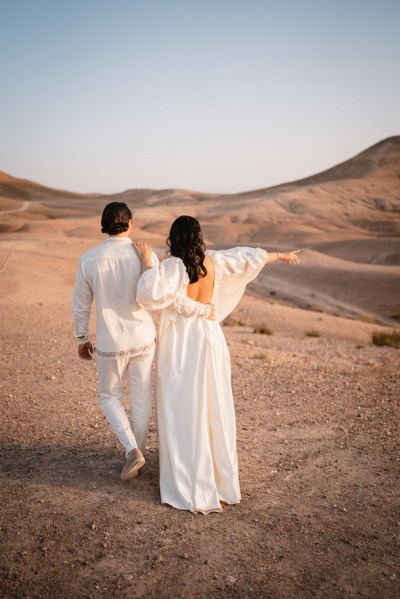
[136,257,189,310]
[207,247,268,322]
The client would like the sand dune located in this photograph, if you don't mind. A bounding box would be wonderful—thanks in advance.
[1,139,399,598]
[0,136,399,326]
[251,250,400,324]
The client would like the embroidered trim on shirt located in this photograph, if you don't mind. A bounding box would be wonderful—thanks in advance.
[94,339,156,359]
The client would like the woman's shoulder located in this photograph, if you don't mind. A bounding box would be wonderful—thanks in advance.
[160,256,188,280]
[161,255,182,264]
[160,255,184,269]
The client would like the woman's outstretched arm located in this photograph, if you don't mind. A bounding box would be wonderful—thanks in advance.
[265,250,301,265]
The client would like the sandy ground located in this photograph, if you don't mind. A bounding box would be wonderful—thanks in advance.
[1,239,399,599]
[1,138,400,597]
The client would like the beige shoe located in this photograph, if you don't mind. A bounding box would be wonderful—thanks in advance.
[121,448,145,481]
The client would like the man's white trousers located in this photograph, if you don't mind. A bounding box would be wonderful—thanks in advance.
[96,348,155,455]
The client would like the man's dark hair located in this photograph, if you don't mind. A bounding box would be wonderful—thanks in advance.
[101,202,133,235]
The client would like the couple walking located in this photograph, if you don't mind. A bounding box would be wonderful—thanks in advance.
[73,202,300,515]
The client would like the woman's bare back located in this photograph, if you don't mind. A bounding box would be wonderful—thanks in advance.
[186,255,214,304]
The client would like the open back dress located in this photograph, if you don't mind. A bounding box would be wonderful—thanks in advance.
[136,247,267,514]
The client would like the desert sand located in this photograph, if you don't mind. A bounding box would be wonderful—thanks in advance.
[0,137,399,598]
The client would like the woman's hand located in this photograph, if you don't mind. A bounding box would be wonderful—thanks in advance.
[132,241,154,272]
[279,250,301,265]
[206,303,216,320]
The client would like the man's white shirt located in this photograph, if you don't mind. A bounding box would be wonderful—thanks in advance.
[73,237,158,358]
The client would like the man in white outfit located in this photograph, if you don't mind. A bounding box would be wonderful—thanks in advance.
[73,202,158,481]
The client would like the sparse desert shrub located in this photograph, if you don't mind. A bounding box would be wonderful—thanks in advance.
[269,291,276,296]
[223,318,235,327]
[223,318,246,327]
[305,330,321,338]
[253,325,273,335]
[392,307,400,320]
[361,314,377,324]
[252,353,266,360]
[372,331,400,349]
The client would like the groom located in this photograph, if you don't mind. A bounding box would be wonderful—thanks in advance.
[73,202,158,481]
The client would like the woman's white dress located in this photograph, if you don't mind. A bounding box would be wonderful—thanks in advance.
[136,247,267,514]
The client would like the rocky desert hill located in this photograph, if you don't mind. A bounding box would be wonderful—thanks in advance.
[1,136,399,324]
[1,138,399,598]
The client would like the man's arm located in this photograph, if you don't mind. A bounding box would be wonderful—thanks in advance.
[73,258,94,360]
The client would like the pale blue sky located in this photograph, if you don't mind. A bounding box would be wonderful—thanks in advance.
[1,0,399,193]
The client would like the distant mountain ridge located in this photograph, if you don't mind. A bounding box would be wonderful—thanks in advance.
[216,136,400,202]
[1,136,399,204]
[267,136,399,187]
[0,171,101,201]
[1,137,399,325]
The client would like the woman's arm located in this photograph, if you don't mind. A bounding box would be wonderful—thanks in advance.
[174,296,215,319]
[133,241,154,272]
[265,250,301,265]
[134,242,215,319]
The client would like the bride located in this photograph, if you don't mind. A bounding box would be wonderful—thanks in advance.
[134,216,300,514]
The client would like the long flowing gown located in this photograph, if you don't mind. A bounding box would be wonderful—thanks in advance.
[136,247,267,514]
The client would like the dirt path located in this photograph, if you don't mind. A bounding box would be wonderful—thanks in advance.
[0,200,30,215]
[1,300,399,599]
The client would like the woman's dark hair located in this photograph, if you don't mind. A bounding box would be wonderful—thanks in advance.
[101,202,132,235]
[167,216,207,284]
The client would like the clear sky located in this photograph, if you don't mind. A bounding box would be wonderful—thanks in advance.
[1,0,399,194]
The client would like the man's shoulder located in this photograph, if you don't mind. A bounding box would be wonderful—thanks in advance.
[79,240,141,265]
[79,242,106,263]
